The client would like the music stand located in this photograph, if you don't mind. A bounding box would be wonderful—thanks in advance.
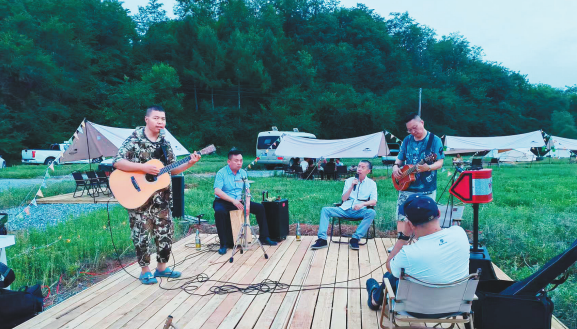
[229,178,269,263]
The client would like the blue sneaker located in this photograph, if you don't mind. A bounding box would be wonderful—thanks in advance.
[259,237,278,246]
[349,238,360,250]
[311,239,328,250]
[154,267,181,278]
[139,272,158,285]
[218,247,228,255]
[366,278,380,310]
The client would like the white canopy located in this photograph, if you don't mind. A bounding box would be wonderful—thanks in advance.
[549,136,577,158]
[275,132,389,159]
[61,121,189,162]
[485,148,536,162]
[444,131,545,155]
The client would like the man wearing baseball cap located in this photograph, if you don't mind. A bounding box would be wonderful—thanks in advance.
[365,195,470,310]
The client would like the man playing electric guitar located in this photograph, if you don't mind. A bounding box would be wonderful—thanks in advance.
[392,113,445,243]
[112,105,200,285]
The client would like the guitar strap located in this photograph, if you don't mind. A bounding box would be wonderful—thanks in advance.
[425,132,435,163]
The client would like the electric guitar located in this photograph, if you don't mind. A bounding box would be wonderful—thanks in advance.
[392,153,437,191]
[110,145,216,209]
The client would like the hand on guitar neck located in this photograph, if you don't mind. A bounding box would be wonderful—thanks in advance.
[392,153,438,191]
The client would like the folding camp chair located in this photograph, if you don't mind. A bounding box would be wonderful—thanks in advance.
[329,200,376,245]
[379,269,480,329]
[380,269,480,329]
[84,171,101,197]
[335,166,347,179]
[71,172,91,198]
[96,170,112,196]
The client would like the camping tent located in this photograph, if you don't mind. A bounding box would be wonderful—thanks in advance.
[549,136,577,158]
[444,131,545,155]
[484,148,536,162]
[275,132,389,159]
[60,121,189,162]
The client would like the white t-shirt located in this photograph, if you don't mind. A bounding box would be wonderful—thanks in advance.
[300,160,308,171]
[390,226,470,284]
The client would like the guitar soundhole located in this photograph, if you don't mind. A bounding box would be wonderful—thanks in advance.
[145,174,157,183]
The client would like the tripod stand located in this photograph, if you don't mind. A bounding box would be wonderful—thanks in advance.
[229,177,269,263]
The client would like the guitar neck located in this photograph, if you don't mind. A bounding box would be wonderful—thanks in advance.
[159,155,191,176]
[158,144,215,176]
[401,159,426,178]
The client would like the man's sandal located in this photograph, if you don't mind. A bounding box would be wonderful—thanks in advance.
[139,272,158,285]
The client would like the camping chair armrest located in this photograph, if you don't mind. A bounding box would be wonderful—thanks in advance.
[384,276,396,301]
[333,202,343,207]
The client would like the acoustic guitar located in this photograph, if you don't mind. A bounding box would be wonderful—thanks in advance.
[392,153,437,191]
[110,145,216,209]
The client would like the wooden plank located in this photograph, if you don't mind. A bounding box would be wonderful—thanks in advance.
[120,242,252,328]
[249,236,314,329]
[346,246,361,329]
[150,245,248,329]
[42,235,206,329]
[18,234,197,329]
[217,236,296,329]
[234,237,307,329]
[269,238,317,329]
[287,246,329,329]
[91,236,221,329]
[199,242,284,329]
[179,243,271,329]
[330,242,349,329]
[311,242,339,328]
[36,192,118,204]
[360,240,380,329]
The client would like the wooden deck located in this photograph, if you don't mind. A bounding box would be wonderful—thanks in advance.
[17,234,568,329]
[36,192,118,204]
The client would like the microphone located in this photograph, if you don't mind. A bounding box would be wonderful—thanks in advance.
[353,173,359,191]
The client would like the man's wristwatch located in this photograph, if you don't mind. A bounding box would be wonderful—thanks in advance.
[397,232,411,241]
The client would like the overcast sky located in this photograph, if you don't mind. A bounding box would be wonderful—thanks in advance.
[121,0,576,89]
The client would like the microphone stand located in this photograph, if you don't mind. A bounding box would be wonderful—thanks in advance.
[229,177,269,263]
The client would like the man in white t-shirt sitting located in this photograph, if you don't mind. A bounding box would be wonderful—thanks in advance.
[366,195,470,310]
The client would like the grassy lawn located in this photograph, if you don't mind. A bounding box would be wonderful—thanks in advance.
[3,158,577,327]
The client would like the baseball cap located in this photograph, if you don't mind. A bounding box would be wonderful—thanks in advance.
[402,195,439,225]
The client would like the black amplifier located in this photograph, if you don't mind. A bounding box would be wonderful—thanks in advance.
[262,192,289,242]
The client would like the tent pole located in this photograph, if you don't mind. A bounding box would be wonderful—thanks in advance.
[85,118,92,171]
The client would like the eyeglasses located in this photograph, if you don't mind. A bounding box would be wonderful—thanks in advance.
[407,125,420,133]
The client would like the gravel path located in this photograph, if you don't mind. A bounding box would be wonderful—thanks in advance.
[1,204,116,231]
[0,176,73,192]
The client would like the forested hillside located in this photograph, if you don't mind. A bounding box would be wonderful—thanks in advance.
[1,0,576,161]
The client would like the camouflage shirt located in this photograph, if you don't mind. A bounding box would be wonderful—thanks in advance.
[113,127,176,212]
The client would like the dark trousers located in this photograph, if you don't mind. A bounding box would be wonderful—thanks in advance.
[373,272,399,306]
[213,198,270,247]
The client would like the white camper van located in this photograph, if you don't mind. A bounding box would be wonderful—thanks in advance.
[256,128,316,169]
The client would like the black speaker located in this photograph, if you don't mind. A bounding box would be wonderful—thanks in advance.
[171,175,185,218]
[470,246,498,281]
[263,199,289,242]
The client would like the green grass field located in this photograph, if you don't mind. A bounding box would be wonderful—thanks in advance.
[2,158,577,327]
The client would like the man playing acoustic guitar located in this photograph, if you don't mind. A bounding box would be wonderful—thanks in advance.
[113,105,200,285]
[392,113,444,246]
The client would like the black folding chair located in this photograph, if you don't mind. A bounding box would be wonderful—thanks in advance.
[72,172,91,198]
[329,201,376,245]
[84,171,101,197]
[96,170,111,195]
[336,166,347,179]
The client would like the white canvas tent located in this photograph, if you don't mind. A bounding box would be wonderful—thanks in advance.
[61,121,189,162]
[275,132,389,159]
[444,131,545,155]
[484,148,536,162]
[549,136,577,158]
